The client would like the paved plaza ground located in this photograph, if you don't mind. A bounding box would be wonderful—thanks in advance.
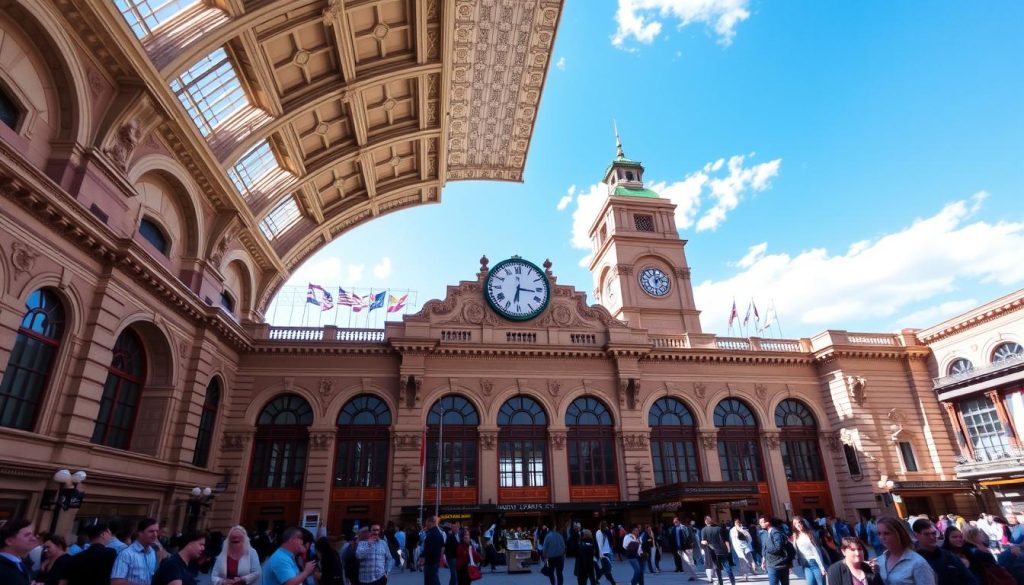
[198,556,780,584]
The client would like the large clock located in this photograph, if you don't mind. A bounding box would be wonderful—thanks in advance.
[639,267,671,297]
[484,257,551,321]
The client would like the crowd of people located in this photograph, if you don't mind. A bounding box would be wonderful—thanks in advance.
[5,511,1024,585]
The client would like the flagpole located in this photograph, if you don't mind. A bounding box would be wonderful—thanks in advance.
[418,405,428,528]
[435,403,444,518]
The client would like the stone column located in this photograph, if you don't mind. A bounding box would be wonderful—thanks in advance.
[210,428,255,528]
[699,429,722,480]
[390,430,425,519]
[479,428,498,505]
[761,431,787,514]
[618,431,652,499]
[301,428,335,527]
[549,429,569,502]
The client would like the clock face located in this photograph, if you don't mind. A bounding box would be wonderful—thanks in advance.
[639,267,671,297]
[484,258,551,321]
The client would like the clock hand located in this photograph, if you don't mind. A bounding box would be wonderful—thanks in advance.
[514,288,521,303]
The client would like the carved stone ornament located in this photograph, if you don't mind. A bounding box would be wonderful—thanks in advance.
[762,431,781,451]
[699,430,718,450]
[310,433,334,451]
[221,433,250,452]
[393,433,422,451]
[104,120,142,172]
[10,242,40,279]
[463,301,486,324]
[318,378,334,401]
[839,428,857,447]
[846,375,868,405]
[887,408,907,424]
[548,380,561,397]
[693,382,707,401]
[549,431,566,450]
[480,379,493,397]
[822,431,843,452]
[619,432,650,451]
[479,431,497,450]
[754,384,768,401]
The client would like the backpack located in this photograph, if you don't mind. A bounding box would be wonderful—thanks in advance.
[679,525,694,550]
[782,538,797,566]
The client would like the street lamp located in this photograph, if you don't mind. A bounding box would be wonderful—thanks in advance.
[48,469,86,534]
[184,486,214,532]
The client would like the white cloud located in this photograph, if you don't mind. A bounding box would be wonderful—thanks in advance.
[555,56,566,70]
[373,257,392,278]
[612,0,751,48]
[735,242,767,268]
[566,153,780,259]
[285,257,343,286]
[348,264,365,283]
[693,194,1024,336]
[894,299,980,330]
[557,184,576,211]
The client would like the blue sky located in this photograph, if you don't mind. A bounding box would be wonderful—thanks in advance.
[272,0,1024,338]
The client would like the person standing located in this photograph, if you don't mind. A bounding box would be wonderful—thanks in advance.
[575,530,598,585]
[420,516,445,585]
[357,524,392,585]
[66,523,118,585]
[824,537,883,585]
[542,522,567,585]
[107,519,131,555]
[37,534,71,585]
[0,519,37,585]
[640,525,656,573]
[594,522,615,585]
[759,517,791,585]
[623,525,644,585]
[729,519,757,581]
[875,517,936,585]
[791,517,826,585]
[152,531,205,585]
[444,523,460,585]
[700,517,735,585]
[211,525,262,585]
[911,519,976,585]
[111,517,161,585]
[263,527,318,585]
[454,529,481,585]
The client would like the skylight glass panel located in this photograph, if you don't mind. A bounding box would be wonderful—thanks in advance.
[170,48,249,137]
[259,197,302,240]
[115,0,199,39]
[227,141,279,198]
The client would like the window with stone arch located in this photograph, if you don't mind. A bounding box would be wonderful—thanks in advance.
[0,289,66,430]
[139,217,170,255]
[426,395,479,488]
[498,396,548,488]
[775,399,825,482]
[192,377,220,468]
[948,357,974,376]
[0,81,22,130]
[649,397,700,485]
[714,398,763,482]
[92,329,147,449]
[335,394,392,488]
[993,342,1023,364]
[250,394,313,489]
[566,396,617,486]
[958,395,1010,461]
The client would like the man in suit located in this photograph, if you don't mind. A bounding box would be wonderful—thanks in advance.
[420,516,446,585]
[0,518,38,585]
[65,523,118,585]
[667,517,697,580]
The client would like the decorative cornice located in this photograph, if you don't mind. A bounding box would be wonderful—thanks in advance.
[917,291,1024,344]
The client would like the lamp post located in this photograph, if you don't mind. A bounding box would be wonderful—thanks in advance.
[48,469,86,534]
[184,486,214,532]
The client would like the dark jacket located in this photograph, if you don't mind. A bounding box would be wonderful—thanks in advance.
[701,525,729,555]
[917,546,979,585]
[575,541,596,577]
[760,528,791,569]
[66,543,117,585]
[0,555,30,585]
[825,560,884,585]
[422,527,446,565]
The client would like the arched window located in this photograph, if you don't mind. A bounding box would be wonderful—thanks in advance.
[250,394,313,488]
[649,398,699,485]
[948,358,974,376]
[498,396,548,487]
[92,329,146,449]
[714,398,763,482]
[139,218,169,255]
[958,395,1010,461]
[192,377,221,467]
[426,395,479,488]
[775,399,824,481]
[0,84,21,130]
[0,289,65,430]
[566,397,616,486]
[335,395,392,487]
[993,342,1024,363]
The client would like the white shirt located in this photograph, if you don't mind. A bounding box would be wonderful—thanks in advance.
[796,534,824,568]
[596,530,612,556]
[623,534,641,557]
[730,526,753,554]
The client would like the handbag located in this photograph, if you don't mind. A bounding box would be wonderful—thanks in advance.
[468,550,482,581]
[541,562,553,577]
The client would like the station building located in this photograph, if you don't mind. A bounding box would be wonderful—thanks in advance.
[0,0,1009,537]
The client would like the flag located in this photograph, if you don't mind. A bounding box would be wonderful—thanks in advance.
[728,299,739,327]
[351,294,371,312]
[367,291,387,312]
[760,301,775,331]
[306,284,334,311]
[337,287,364,307]
[743,300,753,326]
[388,294,408,313]
[752,300,760,323]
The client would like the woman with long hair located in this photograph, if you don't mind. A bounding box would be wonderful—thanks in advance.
[792,516,827,585]
[211,525,262,585]
[316,536,345,585]
[825,536,883,585]
[963,524,1016,585]
[875,516,935,585]
[37,534,71,585]
[941,526,971,568]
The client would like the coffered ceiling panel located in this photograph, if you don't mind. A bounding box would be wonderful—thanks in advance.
[347,0,416,72]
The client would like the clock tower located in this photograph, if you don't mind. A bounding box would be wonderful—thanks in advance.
[588,133,703,335]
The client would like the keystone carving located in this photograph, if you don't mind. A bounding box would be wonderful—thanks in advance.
[479,431,497,450]
[105,120,142,172]
[762,431,781,450]
[548,380,561,397]
[10,242,40,279]
[393,433,422,451]
[619,432,649,451]
[318,378,334,402]
[480,379,494,397]
[846,376,867,405]
[310,433,334,451]
[693,382,707,401]
[550,431,566,450]
[822,431,843,452]
[754,384,768,402]
[221,433,250,452]
[399,376,422,408]
[699,430,718,450]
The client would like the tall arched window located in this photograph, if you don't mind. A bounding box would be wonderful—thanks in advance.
[426,395,479,488]
[335,395,392,487]
[959,395,1010,461]
[250,394,313,488]
[714,398,763,482]
[92,329,146,449]
[649,398,700,485]
[566,397,617,486]
[498,396,548,487]
[775,399,824,481]
[192,377,221,467]
[139,218,169,255]
[0,289,65,430]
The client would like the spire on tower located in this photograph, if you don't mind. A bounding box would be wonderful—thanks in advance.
[613,119,625,159]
